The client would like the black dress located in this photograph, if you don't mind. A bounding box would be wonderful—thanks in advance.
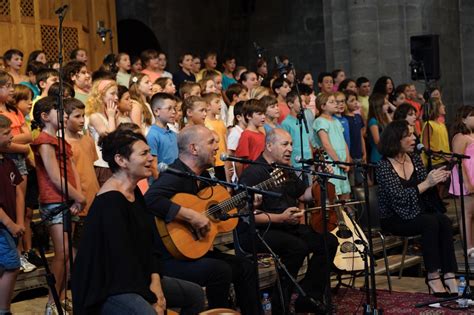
[72,189,162,314]
[376,154,457,273]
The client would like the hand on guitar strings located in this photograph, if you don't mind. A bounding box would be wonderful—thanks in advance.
[282,207,304,225]
[188,209,211,239]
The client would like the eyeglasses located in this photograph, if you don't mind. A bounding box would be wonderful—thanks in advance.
[336,100,346,104]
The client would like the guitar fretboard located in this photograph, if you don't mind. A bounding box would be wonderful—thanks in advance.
[205,172,283,217]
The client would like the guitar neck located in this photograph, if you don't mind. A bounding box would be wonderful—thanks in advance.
[209,176,279,215]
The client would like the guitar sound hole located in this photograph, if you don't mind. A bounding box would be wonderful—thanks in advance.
[340,242,357,253]
[209,205,224,221]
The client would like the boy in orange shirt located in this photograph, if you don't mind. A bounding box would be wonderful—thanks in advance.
[64,98,99,249]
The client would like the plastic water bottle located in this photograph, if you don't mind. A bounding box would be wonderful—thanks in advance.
[262,292,272,314]
[458,276,469,308]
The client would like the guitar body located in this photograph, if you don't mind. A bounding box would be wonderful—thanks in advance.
[331,207,369,272]
[155,185,238,260]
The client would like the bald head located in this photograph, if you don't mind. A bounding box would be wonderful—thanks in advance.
[265,128,291,146]
[178,125,210,154]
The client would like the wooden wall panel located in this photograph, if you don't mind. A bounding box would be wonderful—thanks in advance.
[0,0,117,71]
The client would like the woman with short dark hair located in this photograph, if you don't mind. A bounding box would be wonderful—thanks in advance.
[72,129,204,314]
[376,120,457,298]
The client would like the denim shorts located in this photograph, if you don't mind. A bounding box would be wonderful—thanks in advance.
[7,153,28,176]
[39,203,80,227]
[0,227,21,270]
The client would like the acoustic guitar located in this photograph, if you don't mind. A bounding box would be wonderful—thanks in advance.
[305,198,370,272]
[155,169,286,260]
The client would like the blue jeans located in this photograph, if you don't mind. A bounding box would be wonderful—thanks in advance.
[100,277,204,315]
[101,293,156,315]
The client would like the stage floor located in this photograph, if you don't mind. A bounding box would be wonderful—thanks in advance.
[11,276,432,314]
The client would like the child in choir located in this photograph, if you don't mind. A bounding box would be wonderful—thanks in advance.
[0,115,25,315]
[235,99,266,176]
[204,92,229,181]
[191,55,201,76]
[129,73,154,135]
[181,95,207,127]
[421,97,449,169]
[3,49,28,84]
[140,49,162,83]
[12,84,44,270]
[262,95,280,133]
[249,86,270,100]
[31,68,60,114]
[272,77,292,124]
[64,98,99,250]
[115,53,131,88]
[313,93,351,199]
[168,97,182,133]
[0,72,34,272]
[450,105,474,255]
[31,96,85,314]
[155,77,177,95]
[367,93,391,164]
[221,55,237,90]
[238,71,259,94]
[117,85,133,124]
[281,90,313,168]
[344,90,366,186]
[198,76,218,95]
[62,60,91,104]
[173,52,195,90]
[227,101,247,182]
[196,51,220,81]
[179,81,201,100]
[146,93,178,182]
[333,91,351,148]
[318,72,334,94]
[225,83,249,127]
[23,61,45,99]
[86,79,118,186]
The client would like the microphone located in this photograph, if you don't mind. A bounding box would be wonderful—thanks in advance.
[295,156,317,165]
[158,162,195,178]
[416,143,427,153]
[220,153,258,165]
[55,4,68,15]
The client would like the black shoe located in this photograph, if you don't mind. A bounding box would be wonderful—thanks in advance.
[24,249,44,267]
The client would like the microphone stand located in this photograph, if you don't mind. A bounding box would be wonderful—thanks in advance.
[286,61,310,185]
[415,151,472,309]
[342,203,375,313]
[31,201,74,315]
[359,164,382,314]
[55,5,74,312]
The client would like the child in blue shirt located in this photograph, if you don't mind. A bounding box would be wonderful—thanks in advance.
[146,93,179,183]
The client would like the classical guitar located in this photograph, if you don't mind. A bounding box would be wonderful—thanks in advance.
[309,147,369,271]
[155,169,286,260]
[306,198,369,271]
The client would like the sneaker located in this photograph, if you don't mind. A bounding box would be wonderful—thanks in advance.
[19,255,37,273]
[44,302,70,315]
[61,299,73,312]
[45,302,68,315]
[25,249,44,267]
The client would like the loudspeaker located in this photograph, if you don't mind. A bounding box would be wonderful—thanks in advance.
[410,35,440,81]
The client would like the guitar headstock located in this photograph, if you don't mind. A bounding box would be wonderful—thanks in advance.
[269,168,287,188]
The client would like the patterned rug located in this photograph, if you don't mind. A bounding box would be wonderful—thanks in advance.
[333,288,472,314]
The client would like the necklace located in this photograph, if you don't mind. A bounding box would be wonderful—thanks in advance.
[391,154,408,179]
